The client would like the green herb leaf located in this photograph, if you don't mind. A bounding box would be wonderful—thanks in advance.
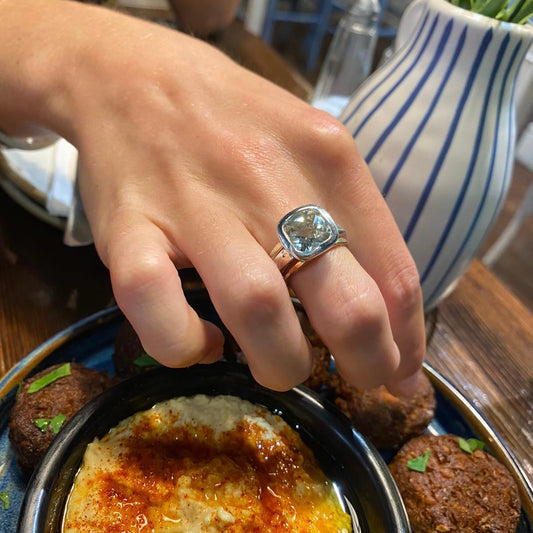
[0,491,9,511]
[34,413,67,434]
[407,449,431,472]
[458,437,485,454]
[27,363,71,394]
[50,413,67,434]
[34,418,51,432]
[133,353,161,368]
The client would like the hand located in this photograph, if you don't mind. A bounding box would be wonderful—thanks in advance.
[0,1,426,393]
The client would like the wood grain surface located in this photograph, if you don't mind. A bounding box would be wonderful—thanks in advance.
[427,260,533,486]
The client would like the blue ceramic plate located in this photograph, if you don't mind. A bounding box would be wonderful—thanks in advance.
[0,291,532,532]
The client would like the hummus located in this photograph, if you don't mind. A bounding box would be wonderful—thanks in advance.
[62,394,352,533]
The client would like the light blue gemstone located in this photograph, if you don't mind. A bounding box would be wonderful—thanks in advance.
[284,208,334,256]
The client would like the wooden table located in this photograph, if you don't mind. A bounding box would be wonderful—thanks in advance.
[0,17,531,514]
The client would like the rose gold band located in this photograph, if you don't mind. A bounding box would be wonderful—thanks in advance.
[269,235,348,281]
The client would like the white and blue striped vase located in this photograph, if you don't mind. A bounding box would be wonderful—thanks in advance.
[340,0,533,310]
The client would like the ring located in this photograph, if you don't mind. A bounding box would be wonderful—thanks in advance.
[270,204,348,280]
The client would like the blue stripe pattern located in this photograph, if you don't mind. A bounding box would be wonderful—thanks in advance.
[366,20,454,165]
[342,11,431,124]
[350,15,440,139]
[404,28,494,244]
[419,30,506,282]
[483,41,524,238]
[339,0,533,309]
[426,39,525,303]
[382,26,466,197]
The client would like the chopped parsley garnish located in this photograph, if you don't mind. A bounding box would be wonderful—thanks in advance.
[0,491,9,510]
[407,449,431,472]
[34,413,67,434]
[458,437,485,454]
[27,363,71,393]
[133,353,161,367]
[33,418,50,432]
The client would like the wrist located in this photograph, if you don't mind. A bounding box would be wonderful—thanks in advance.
[0,0,122,141]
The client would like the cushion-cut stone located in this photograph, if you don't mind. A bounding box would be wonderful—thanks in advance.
[281,207,336,258]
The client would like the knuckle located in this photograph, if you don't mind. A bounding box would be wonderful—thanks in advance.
[234,272,286,324]
[110,251,165,301]
[385,259,423,317]
[214,258,286,325]
[324,283,386,341]
[304,109,357,167]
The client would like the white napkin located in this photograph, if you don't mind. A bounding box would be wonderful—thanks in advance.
[2,143,55,200]
[1,138,77,218]
[1,138,95,246]
[46,138,78,217]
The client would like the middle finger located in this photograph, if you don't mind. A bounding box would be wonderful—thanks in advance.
[179,208,313,391]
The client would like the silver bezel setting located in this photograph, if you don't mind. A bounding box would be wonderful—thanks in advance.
[278,205,340,261]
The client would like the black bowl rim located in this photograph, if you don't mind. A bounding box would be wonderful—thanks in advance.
[18,362,410,533]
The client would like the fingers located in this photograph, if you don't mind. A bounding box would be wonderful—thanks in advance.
[180,211,313,392]
[289,246,401,389]
[322,159,426,393]
[105,221,225,367]
[275,110,425,393]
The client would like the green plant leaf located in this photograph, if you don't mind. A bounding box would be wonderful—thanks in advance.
[0,491,9,511]
[34,413,67,434]
[458,437,485,454]
[507,0,533,23]
[50,413,67,434]
[447,0,533,21]
[133,353,161,367]
[472,0,510,17]
[34,418,51,432]
[27,363,71,393]
[452,0,473,8]
[500,0,526,20]
[407,449,431,472]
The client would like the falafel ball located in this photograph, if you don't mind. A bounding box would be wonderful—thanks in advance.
[302,344,332,392]
[389,434,521,533]
[9,362,115,472]
[330,370,435,450]
[113,319,244,377]
[113,319,157,378]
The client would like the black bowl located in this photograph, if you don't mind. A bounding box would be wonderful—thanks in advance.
[18,363,410,533]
